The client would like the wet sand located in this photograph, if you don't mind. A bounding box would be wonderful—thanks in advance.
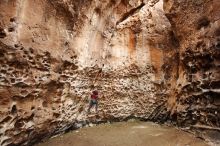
[36,121,208,146]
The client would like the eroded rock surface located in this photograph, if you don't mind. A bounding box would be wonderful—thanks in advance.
[0,0,171,145]
[0,0,219,145]
[163,0,220,143]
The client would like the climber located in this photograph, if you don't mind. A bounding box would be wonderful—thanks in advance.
[87,90,99,114]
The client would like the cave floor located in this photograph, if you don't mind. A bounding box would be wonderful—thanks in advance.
[36,121,208,146]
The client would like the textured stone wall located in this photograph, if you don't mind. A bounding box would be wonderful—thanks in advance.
[163,0,220,143]
[0,0,171,145]
[1,0,219,145]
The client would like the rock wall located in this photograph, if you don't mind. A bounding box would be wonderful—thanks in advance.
[163,0,220,143]
[1,0,219,145]
[0,0,171,145]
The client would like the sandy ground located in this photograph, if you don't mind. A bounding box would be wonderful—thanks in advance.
[36,121,209,146]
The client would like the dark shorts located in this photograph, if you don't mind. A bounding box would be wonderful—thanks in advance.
[89,99,98,106]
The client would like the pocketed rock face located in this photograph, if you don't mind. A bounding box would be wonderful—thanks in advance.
[163,0,220,142]
[1,0,219,145]
[0,0,171,145]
